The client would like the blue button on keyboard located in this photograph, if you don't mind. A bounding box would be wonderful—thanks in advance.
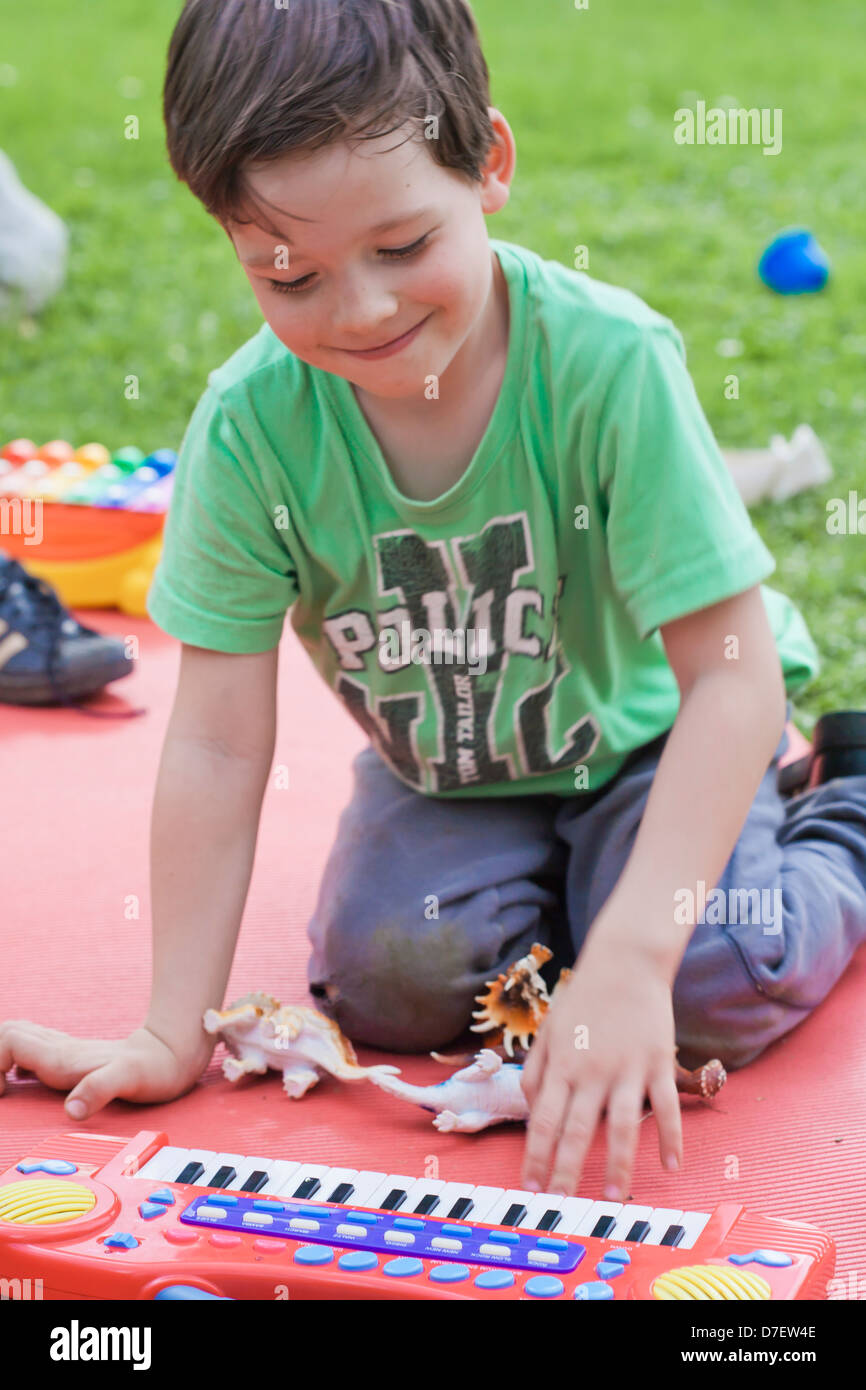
[429,1263,471,1283]
[525,1275,565,1298]
[339,1251,379,1272]
[293,1244,334,1265]
[474,1269,515,1290]
[383,1257,424,1278]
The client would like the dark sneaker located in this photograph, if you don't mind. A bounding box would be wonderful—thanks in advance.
[808,711,866,787]
[778,710,866,795]
[0,552,134,706]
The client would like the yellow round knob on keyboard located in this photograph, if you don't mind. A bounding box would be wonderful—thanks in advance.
[0,1179,97,1226]
[652,1263,771,1300]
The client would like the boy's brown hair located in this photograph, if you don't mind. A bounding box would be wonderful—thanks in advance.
[163,0,495,232]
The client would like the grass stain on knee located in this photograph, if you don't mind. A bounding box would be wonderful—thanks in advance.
[362,919,475,1019]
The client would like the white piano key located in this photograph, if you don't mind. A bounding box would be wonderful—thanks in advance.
[519,1193,572,1234]
[220,1155,277,1193]
[204,1152,248,1187]
[168,1148,220,1185]
[543,1196,595,1235]
[276,1163,334,1200]
[608,1205,655,1242]
[337,1170,389,1208]
[136,1145,191,1181]
[574,1201,623,1237]
[642,1208,684,1246]
[462,1187,507,1223]
[676,1211,712,1250]
[484,1188,539,1227]
[434,1181,488,1221]
[401,1178,447,1214]
[257,1160,304,1196]
[364,1172,419,1211]
[316,1167,362,1202]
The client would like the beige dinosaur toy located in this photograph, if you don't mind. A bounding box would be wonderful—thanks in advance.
[203,992,399,1098]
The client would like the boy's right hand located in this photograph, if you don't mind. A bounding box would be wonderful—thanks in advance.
[0,1021,214,1120]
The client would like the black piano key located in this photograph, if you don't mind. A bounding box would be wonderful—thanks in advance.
[446,1196,474,1221]
[660,1224,685,1247]
[208,1166,237,1190]
[238,1169,269,1194]
[537,1208,562,1232]
[413,1193,440,1216]
[502,1203,528,1227]
[591,1214,617,1239]
[626,1220,651,1243]
[292,1176,321,1200]
[175,1161,205,1185]
[380,1188,408,1212]
[326,1182,354,1204]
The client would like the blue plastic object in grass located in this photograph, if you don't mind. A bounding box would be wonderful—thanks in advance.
[758,228,830,294]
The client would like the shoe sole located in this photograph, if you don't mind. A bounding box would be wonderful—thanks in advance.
[0,659,134,706]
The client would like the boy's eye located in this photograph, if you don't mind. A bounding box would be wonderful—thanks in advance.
[268,232,431,295]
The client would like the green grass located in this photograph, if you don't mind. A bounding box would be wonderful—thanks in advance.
[2,0,864,722]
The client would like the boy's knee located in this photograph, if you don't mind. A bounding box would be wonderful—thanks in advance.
[308,901,490,1052]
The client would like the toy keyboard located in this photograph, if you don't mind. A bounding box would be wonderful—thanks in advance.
[0,1131,835,1301]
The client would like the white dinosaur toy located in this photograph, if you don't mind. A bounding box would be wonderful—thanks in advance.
[203,992,399,1098]
[367,1048,529,1132]
[368,1045,727,1133]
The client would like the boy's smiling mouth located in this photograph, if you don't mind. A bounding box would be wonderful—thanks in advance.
[337,311,434,359]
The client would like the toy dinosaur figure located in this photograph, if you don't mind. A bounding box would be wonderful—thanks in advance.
[444,946,726,1101]
[469,943,554,1055]
[368,1044,726,1133]
[203,992,399,1098]
[368,1048,529,1132]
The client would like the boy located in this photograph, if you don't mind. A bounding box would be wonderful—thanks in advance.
[2,0,866,1205]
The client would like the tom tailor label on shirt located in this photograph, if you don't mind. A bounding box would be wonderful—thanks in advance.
[322,514,601,793]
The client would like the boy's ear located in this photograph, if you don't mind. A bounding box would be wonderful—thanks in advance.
[480,107,516,215]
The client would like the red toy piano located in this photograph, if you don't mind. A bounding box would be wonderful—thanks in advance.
[0,1130,835,1300]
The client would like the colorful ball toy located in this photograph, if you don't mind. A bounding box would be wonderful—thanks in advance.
[0,438,177,615]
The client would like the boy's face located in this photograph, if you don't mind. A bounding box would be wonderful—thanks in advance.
[227,111,514,400]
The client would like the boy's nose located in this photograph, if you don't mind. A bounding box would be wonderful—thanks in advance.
[329,283,401,345]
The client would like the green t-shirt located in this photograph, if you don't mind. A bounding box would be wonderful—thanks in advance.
[147,237,818,797]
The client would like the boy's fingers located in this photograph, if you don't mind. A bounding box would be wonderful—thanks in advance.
[647,1071,682,1171]
[601,1080,644,1200]
[521,1075,569,1191]
[548,1083,606,1196]
[66,1060,134,1121]
[518,1028,547,1102]
[0,1022,71,1090]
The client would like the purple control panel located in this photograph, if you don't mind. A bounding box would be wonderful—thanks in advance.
[180,1192,587,1276]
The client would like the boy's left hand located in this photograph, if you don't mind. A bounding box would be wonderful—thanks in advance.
[520,937,682,1199]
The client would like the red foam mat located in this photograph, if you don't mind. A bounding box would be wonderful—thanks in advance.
[1,615,864,1296]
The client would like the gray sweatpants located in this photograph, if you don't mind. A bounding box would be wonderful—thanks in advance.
[307,719,866,1069]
